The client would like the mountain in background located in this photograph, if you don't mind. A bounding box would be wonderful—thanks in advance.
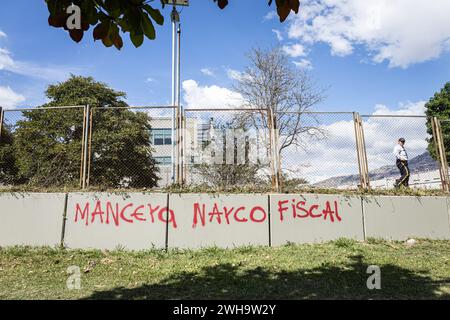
[315,151,440,188]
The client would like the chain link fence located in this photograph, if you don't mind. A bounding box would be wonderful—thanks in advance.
[438,119,450,188]
[276,112,359,189]
[361,115,441,189]
[183,108,272,189]
[1,105,449,192]
[0,106,85,188]
[88,106,176,189]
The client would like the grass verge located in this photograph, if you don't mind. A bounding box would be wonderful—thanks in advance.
[0,239,449,300]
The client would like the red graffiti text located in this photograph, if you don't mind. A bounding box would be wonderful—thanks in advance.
[277,199,342,223]
[192,202,268,228]
[74,201,177,228]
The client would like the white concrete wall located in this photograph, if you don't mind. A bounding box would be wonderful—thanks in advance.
[168,193,270,249]
[64,193,168,250]
[0,192,449,249]
[270,194,364,245]
[0,192,66,246]
[362,195,450,240]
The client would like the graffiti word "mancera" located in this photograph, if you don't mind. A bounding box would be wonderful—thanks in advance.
[192,202,267,228]
[74,201,177,228]
[278,199,342,223]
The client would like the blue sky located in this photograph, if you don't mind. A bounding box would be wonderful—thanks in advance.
[0,0,449,114]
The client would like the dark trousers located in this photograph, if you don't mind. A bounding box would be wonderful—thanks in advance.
[395,159,410,187]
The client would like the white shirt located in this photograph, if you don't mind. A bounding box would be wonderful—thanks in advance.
[393,144,408,161]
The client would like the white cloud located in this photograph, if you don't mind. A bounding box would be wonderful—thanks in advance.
[282,44,307,57]
[146,77,156,83]
[200,68,215,77]
[272,29,284,41]
[0,48,14,69]
[226,68,244,81]
[293,59,313,70]
[287,0,450,68]
[0,86,26,109]
[372,101,426,116]
[0,30,6,38]
[0,45,78,81]
[264,11,277,21]
[182,79,242,109]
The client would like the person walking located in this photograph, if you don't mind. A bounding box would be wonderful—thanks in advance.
[393,138,410,188]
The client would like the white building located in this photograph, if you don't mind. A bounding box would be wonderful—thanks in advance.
[149,117,198,187]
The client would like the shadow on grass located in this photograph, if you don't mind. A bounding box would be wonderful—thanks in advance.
[82,255,449,300]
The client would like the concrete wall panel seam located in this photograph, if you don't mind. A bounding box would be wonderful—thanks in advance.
[361,196,367,241]
[268,194,272,247]
[166,193,170,251]
[60,193,69,248]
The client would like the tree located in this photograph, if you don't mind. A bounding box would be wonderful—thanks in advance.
[45,0,300,49]
[425,82,450,162]
[190,119,267,188]
[234,47,326,153]
[12,75,159,188]
[0,125,20,185]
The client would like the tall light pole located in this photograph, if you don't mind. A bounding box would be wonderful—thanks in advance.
[165,0,188,184]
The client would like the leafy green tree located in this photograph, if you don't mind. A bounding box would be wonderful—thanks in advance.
[425,82,450,162]
[0,125,20,185]
[45,0,300,49]
[12,75,159,188]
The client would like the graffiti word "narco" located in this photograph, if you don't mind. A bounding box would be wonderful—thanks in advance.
[192,202,268,228]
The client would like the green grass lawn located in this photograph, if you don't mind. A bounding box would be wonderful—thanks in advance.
[0,239,449,300]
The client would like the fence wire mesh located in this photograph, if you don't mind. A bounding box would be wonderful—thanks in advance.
[1,105,449,192]
[276,112,359,189]
[183,109,272,189]
[361,115,440,189]
[438,119,450,185]
[88,106,176,189]
[0,106,85,188]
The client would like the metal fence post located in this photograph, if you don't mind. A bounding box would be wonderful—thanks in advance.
[81,105,90,189]
[273,112,283,191]
[79,105,87,188]
[353,113,370,190]
[0,106,4,143]
[86,107,93,188]
[431,117,449,192]
[359,113,370,189]
[180,107,186,185]
[176,105,182,185]
[268,109,280,192]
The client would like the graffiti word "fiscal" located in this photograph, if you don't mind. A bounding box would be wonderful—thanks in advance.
[278,199,342,223]
[192,202,268,228]
[74,201,177,228]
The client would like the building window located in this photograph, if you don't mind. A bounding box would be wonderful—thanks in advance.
[151,128,172,145]
[154,156,172,166]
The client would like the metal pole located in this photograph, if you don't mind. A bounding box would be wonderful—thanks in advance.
[273,113,282,191]
[437,119,450,192]
[182,109,187,184]
[353,112,364,189]
[170,6,179,185]
[176,23,182,184]
[359,114,370,189]
[79,106,87,187]
[0,107,4,143]
[431,117,444,190]
[432,117,449,192]
[268,109,279,191]
[82,105,90,189]
[86,109,93,187]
